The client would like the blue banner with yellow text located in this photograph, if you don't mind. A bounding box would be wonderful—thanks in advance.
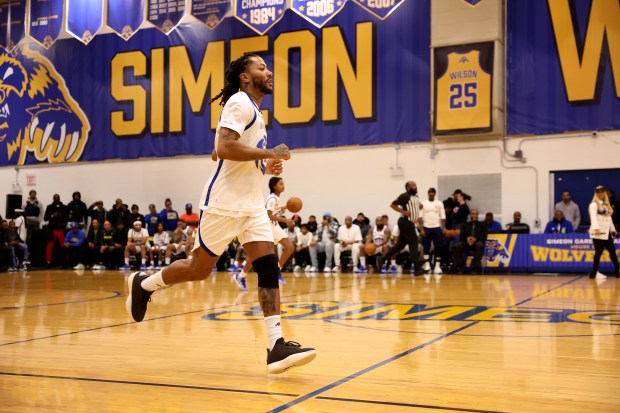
[28,0,63,49]
[0,0,26,50]
[352,0,405,20]
[291,0,347,28]
[0,0,429,167]
[191,0,231,29]
[507,0,620,135]
[234,0,286,34]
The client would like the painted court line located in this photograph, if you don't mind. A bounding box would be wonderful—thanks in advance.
[267,275,584,412]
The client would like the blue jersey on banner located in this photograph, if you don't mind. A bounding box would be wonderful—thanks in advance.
[108,0,145,40]
[352,0,405,20]
[66,0,104,45]
[0,1,26,50]
[507,0,620,135]
[148,0,186,34]
[28,0,63,49]
[234,0,286,35]
[291,0,347,28]
[191,0,231,29]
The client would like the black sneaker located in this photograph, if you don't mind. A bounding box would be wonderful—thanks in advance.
[125,272,153,322]
[267,338,316,374]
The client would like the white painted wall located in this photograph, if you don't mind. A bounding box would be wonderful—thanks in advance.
[1,131,619,232]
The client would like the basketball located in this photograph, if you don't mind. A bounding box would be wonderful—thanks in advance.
[286,197,303,213]
[364,243,377,255]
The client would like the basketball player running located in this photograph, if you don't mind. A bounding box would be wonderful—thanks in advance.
[234,176,294,290]
[126,53,316,374]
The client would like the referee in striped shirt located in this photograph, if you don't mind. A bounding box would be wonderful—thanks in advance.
[378,181,427,275]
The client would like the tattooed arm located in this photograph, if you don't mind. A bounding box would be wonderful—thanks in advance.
[216,127,291,162]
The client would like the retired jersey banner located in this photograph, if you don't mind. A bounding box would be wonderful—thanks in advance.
[352,0,404,20]
[0,0,26,50]
[434,42,493,134]
[234,0,286,35]
[191,0,231,29]
[507,0,620,135]
[291,0,347,28]
[108,0,144,40]
[148,0,186,34]
[66,0,103,45]
[0,0,429,167]
[28,0,64,49]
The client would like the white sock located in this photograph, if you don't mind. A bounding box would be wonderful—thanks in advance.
[360,257,366,266]
[264,315,282,350]
[141,259,146,265]
[158,261,162,266]
[234,260,239,267]
[141,270,167,292]
[239,271,247,279]
[125,258,129,265]
[165,257,171,265]
[391,259,396,266]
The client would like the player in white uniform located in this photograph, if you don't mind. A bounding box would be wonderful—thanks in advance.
[120,221,150,271]
[420,188,446,274]
[234,177,294,290]
[148,222,169,269]
[358,216,392,273]
[125,53,315,374]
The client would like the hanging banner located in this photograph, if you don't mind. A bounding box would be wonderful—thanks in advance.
[0,0,429,167]
[291,0,347,28]
[507,0,620,135]
[147,0,186,34]
[191,0,231,29]
[351,0,404,20]
[0,0,26,50]
[434,41,493,135]
[107,0,144,40]
[28,0,64,49]
[462,0,483,6]
[66,0,103,45]
[234,0,286,35]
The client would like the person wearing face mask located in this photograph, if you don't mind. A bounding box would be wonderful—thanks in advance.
[378,181,427,276]
[588,185,619,279]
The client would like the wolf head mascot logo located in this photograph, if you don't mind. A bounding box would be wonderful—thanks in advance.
[484,239,511,265]
[0,46,90,165]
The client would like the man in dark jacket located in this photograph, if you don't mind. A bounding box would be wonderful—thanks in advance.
[44,194,68,266]
[452,209,488,274]
[85,219,104,268]
[67,191,88,227]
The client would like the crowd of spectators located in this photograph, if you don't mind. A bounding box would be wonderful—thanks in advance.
[1,187,618,273]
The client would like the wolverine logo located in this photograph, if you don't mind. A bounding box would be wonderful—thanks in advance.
[484,239,511,265]
[0,46,90,166]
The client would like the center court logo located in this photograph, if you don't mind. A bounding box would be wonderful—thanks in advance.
[202,301,620,325]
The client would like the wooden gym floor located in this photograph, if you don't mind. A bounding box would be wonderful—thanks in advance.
[0,269,619,412]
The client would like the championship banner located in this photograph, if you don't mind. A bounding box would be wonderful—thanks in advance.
[191,0,230,29]
[507,0,620,135]
[107,0,145,40]
[0,0,26,50]
[433,42,493,135]
[0,0,430,167]
[291,0,347,28]
[28,0,64,49]
[66,0,103,45]
[234,0,286,35]
[351,0,405,20]
[147,0,186,34]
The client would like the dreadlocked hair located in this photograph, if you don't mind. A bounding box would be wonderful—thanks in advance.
[209,53,260,107]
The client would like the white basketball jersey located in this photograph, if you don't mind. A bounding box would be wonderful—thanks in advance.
[200,92,267,217]
[128,228,148,244]
[265,193,283,227]
[373,225,387,246]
